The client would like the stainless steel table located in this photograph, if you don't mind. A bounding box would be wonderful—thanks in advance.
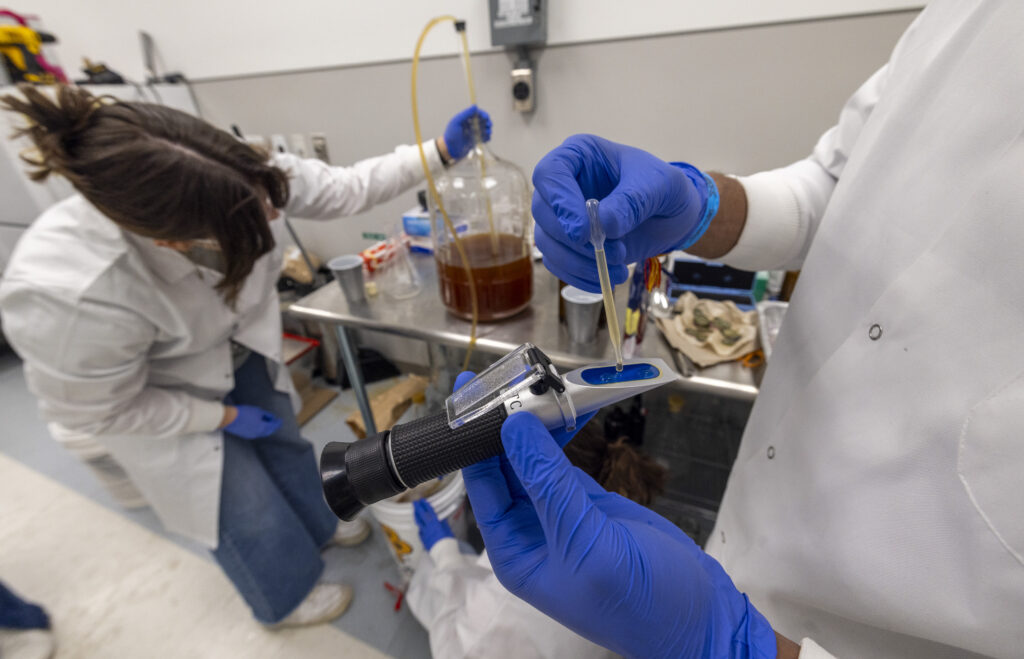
[288,254,761,430]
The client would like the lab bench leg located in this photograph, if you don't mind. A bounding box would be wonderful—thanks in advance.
[335,326,376,436]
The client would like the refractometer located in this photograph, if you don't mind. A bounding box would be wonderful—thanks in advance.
[320,343,678,520]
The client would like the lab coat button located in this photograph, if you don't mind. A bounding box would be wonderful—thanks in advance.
[868,324,882,340]
[720,531,726,544]
[767,446,775,459]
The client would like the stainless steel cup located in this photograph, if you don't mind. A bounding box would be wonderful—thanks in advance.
[328,255,366,304]
[561,286,604,344]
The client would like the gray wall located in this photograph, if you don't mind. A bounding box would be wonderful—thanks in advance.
[192,11,918,259]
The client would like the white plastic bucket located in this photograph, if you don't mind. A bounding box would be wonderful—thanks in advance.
[369,471,468,577]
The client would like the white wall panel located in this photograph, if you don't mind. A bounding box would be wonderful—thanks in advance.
[20,1,922,81]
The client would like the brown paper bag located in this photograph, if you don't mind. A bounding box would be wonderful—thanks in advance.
[346,375,430,439]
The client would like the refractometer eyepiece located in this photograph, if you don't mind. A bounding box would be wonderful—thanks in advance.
[320,432,403,521]
[320,407,507,521]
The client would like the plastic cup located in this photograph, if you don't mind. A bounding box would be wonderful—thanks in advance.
[328,255,366,303]
[561,285,604,344]
[377,229,422,300]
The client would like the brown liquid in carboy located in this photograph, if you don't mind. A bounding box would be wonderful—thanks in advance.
[436,233,532,322]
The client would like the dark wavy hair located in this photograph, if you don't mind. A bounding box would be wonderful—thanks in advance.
[1,83,289,306]
[565,424,667,507]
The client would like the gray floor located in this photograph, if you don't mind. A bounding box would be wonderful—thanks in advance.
[0,347,431,659]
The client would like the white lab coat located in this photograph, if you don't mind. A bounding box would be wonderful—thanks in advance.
[0,144,442,547]
[705,2,1024,657]
[406,538,620,659]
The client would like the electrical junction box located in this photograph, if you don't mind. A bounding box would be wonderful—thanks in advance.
[489,0,547,47]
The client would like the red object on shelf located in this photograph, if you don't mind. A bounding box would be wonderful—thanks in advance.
[282,332,319,366]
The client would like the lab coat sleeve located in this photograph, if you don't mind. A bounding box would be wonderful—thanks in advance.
[408,542,623,659]
[719,63,890,272]
[0,286,226,439]
[405,539,506,659]
[274,143,443,219]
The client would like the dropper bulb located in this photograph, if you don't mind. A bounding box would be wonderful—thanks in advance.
[586,198,605,247]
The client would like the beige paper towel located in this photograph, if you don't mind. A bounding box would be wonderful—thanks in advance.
[655,292,758,367]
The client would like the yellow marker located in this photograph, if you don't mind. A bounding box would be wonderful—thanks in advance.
[586,198,623,372]
[625,307,640,335]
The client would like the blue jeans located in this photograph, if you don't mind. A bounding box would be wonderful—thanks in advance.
[0,582,49,630]
[211,353,338,624]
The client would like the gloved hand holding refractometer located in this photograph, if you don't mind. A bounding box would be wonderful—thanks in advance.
[531,134,719,292]
[461,409,777,659]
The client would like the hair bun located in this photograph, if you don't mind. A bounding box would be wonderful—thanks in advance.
[1,83,102,181]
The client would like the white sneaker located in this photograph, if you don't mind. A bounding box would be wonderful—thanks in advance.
[268,583,353,629]
[331,517,370,547]
[0,628,56,659]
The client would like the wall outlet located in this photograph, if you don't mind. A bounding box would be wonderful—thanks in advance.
[511,67,535,113]
[270,134,289,154]
[288,133,309,157]
[310,133,331,164]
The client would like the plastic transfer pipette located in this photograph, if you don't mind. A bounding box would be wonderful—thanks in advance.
[586,198,623,372]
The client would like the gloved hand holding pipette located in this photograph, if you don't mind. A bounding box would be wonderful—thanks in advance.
[532,134,719,291]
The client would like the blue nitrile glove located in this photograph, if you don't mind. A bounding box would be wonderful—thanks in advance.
[413,499,454,550]
[532,134,719,292]
[223,405,282,439]
[462,411,777,659]
[443,105,493,160]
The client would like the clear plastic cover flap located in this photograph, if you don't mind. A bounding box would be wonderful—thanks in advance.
[446,343,542,428]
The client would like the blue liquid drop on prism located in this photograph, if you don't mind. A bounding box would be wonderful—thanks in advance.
[580,363,660,385]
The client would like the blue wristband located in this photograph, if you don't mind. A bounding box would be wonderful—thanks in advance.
[668,162,719,250]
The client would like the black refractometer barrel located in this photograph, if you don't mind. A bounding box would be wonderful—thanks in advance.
[320,406,508,521]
